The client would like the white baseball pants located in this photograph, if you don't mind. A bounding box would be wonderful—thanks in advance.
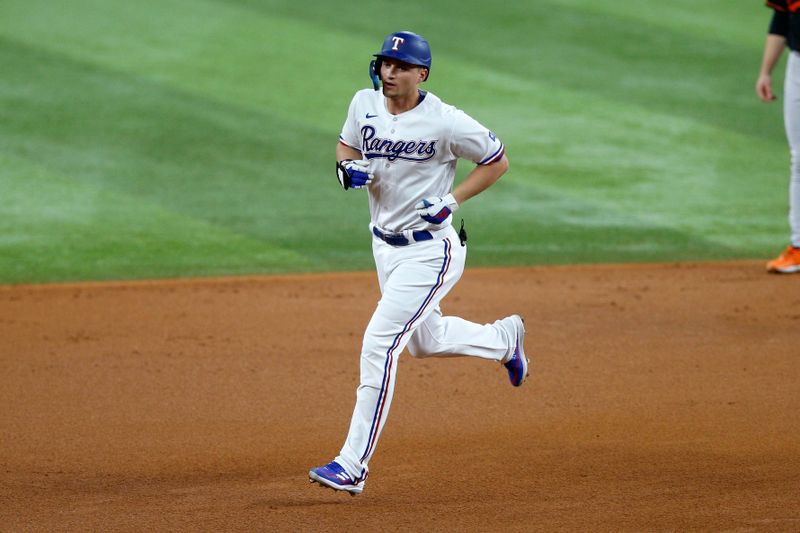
[784,51,800,246]
[334,225,517,481]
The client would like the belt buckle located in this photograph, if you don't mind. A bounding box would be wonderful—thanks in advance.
[384,232,409,246]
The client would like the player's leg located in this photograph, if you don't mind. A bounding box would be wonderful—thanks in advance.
[406,307,518,363]
[770,50,800,272]
[789,52,800,248]
[332,234,464,483]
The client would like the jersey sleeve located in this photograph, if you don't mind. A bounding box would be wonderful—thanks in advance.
[770,10,790,36]
[339,93,360,150]
[449,110,506,165]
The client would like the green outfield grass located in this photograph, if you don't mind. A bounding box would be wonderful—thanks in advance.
[0,0,788,283]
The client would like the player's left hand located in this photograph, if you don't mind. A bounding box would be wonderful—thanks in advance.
[415,194,459,225]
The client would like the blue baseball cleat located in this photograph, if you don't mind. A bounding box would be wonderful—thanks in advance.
[309,461,367,495]
[503,315,529,387]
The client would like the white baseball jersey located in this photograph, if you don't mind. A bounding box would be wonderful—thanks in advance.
[339,88,506,233]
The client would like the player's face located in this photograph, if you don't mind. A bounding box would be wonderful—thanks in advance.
[380,58,427,99]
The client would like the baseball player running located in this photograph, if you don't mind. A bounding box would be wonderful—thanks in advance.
[758,0,800,272]
[308,31,529,495]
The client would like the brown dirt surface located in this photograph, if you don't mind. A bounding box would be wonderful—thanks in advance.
[1,262,799,532]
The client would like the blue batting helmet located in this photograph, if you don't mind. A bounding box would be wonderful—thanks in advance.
[373,31,431,81]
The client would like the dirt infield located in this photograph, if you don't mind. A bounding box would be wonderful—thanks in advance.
[1,262,798,531]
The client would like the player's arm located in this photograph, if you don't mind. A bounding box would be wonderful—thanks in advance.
[452,155,509,206]
[414,155,509,225]
[335,142,373,190]
[336,142,362,162]
[757,13,789,102]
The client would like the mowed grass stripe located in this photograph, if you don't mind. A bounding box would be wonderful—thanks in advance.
[547,0,761,46]
[0,155,309,283]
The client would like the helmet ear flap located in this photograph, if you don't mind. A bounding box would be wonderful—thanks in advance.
[369,59,381,91]
[370,58,382,91]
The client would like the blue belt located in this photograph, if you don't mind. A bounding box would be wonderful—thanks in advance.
[372,226,433,246]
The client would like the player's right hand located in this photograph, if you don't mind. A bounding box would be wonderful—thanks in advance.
[756,73,776,102]
[415,194,458,225]
[336,159,374,190]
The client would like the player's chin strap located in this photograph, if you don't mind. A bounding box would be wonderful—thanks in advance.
[369,60,380,91]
